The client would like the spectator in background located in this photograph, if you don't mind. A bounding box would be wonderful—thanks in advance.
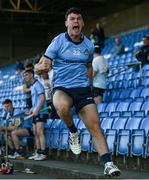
[112,37,125,57]
[23,69,48,161]
[22,62,34,109]
[89,22,105,48]
[16,61,24,74]
[94,22,105,48]
[92,45,108,104]
[135,36,149,67]
[89,28,98,45]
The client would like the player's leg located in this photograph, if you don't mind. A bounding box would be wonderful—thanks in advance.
[28,123,40,160]
[7,135,15,155]
[34,121,46,160]
[9,128,29,159]
[53,89,81,154]
[53,90,73,126]
[79,104,120,176]
[11,128,29,150]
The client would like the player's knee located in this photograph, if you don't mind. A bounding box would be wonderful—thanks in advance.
[37,129,44,137]
[57,104,70,115]
[11,130,17,137]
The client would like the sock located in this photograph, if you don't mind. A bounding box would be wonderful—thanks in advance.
[101,153,111,165]
[68,123,77,133]
[15,149,21,154]
[9,148,15,155]
[37,149,41,154]
[40,149,46,155]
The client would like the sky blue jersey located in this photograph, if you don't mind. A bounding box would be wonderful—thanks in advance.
[44,32,94,88]
[2,108,24,127]
[31,80,48,114]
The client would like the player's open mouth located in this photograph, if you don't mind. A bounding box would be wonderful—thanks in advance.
[73,25,79,30]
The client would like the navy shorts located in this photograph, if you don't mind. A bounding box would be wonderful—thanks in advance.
[53,86,95,113]
[92,87,105,97]
[26,127,34,137]
[32,114,48,124]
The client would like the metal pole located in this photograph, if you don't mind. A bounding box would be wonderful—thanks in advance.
[5,118,9,163]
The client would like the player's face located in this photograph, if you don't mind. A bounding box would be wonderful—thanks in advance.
[4,103,12,113]
[65,13,84,37]
[23,72,32,82]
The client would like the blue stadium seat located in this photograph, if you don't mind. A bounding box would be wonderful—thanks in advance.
[116,117,142,156]
[129,87,143,100]
[140,88,149,99]
[47,119,62,149]
[104,102,118,115]
[141,101,149,115]
[119,89,132,100]
[80,129,91,152]
[112,117,128,130]
[105,129,117,155]
[121,111,132,117]
[141,77,149,87]
[115,102,130,114]
[45,119,55,147]
[128,101,142,114]
[116,129,130,156]
[125,117,142,130]
[131,129,145,157]
[97,102,107,114]
[101,117,116,132]
[58,128,69,150]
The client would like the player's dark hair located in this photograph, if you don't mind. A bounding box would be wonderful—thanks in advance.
[24,62,34,70]
[2,99,12,105]
[65,7,82,20]
[23,69,34,76]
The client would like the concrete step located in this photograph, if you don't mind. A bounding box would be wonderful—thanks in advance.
[13,159,149,179]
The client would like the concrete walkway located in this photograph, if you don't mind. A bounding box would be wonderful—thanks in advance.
[12,159,149,179]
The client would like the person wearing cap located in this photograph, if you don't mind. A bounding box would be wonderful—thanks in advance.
[92,45,108,104]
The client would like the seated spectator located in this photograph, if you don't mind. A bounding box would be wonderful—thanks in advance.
[0,99,33,159]
[111,37,125,57]
[92,45,108,104]
[135,35,149,67]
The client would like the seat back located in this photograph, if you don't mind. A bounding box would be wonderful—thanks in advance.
[131,129,145,156]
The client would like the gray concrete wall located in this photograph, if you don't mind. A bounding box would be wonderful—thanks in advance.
[85,1,149,37]
[0,24,52,67]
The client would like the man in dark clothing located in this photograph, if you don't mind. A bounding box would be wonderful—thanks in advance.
[89,22,105,48]
[135,36,149,66]
[94,22,105,48]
